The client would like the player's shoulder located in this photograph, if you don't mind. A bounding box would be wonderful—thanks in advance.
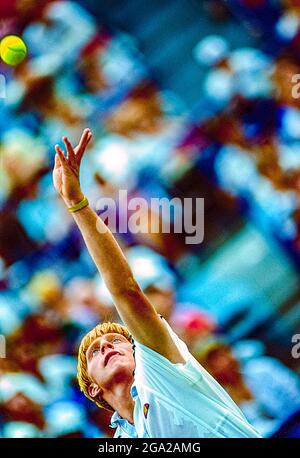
[133,316,190,369]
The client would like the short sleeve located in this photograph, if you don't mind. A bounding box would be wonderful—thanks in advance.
[130,318,260,438]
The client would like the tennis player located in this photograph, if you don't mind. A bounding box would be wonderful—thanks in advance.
[53,128,260,438]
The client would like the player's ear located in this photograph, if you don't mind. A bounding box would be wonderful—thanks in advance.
[88,382,102,399]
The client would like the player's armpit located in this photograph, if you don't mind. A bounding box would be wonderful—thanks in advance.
[112,285,185,365]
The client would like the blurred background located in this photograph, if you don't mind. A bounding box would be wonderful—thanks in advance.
[1,0,300,438]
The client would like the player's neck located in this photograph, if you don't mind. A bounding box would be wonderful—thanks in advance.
[103,380,135,424]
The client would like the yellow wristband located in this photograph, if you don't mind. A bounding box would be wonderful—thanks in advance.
[68,196,89,213]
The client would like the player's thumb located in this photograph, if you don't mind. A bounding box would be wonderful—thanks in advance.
[54,153,61,169]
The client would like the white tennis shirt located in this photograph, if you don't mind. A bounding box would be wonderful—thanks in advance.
[110,319,260,438]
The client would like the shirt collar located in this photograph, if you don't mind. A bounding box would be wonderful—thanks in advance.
[110,411,137,437]
[110,411,123,429]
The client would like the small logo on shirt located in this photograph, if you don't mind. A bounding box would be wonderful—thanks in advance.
[143,403,150,419]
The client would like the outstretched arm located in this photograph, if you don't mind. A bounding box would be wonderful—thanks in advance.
[53,129,184,364]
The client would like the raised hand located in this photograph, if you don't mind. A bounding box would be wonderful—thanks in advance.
[53,128,92,206]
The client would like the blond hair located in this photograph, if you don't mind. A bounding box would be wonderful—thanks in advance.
[77,322,132,411]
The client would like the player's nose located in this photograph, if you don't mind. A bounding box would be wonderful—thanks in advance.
[100,339,114,354]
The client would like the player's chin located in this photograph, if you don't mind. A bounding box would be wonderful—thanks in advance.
[110,357,127,370]
[108,358,132,377]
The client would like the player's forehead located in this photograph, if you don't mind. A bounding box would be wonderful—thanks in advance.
[99,332,127,342]
[87,332,127,351]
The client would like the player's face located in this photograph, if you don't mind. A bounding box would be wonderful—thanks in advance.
[86,333,135,396]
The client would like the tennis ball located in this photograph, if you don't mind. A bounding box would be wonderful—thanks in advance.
[0,35,27,66]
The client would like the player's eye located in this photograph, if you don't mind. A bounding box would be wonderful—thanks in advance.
[92,348,100,357]
[113,338,121,343]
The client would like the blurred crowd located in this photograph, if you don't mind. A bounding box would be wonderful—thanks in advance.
[1,0,300,438]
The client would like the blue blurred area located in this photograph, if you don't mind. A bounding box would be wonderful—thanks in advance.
[1,0,300,438]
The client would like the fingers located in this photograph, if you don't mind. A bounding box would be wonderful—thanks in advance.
[54,129,92,169]
[77,128,90,150]
[76,128,92,162]
[63,136,76,163]
[83,130,92,154]
[55,144,68,167]
[54,152,61,169]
